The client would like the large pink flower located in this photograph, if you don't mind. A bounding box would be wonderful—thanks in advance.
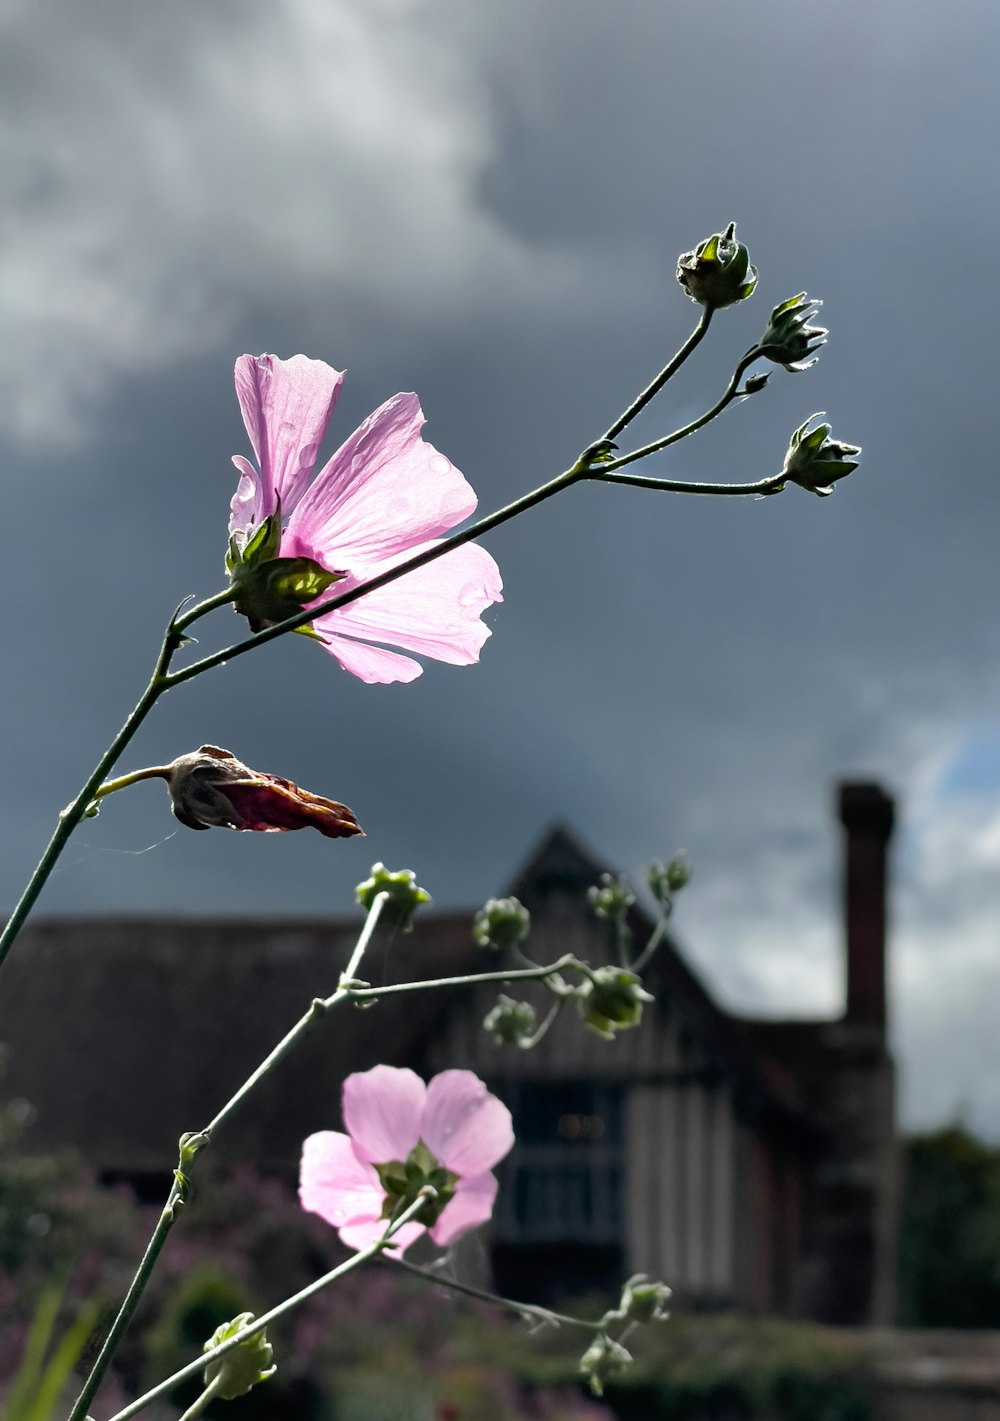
[300,1066,514,1253]
[229,354,503,684]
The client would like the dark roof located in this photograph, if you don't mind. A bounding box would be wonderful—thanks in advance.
[0,826,825,1172]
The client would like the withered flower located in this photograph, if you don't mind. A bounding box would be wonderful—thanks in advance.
[164,745,362,838]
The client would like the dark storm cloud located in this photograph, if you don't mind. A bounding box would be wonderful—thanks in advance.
[3,0,1000,1132]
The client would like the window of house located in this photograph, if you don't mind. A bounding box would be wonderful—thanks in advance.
[493,1080,624,1245]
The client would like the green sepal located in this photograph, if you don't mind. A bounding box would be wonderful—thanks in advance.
[231,557,345,633]
[374,1140,458,1226]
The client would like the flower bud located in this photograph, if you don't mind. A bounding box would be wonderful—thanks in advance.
[165,745,362,839]
[356,863,431,930]
[758,293,828,371]
[588,873,635,921]
[743,371,770,395]
[647,854,689,908]
[676,222,757,308]
[781,413,861,496]
[473,897,531,952]
[577,967,654,1040]
[579,1334,633,1397]
[617,1273,672,1324]
[203,1314,276,1400]
[484,995,537,1047]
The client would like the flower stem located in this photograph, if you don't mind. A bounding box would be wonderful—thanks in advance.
[177,1376,223,1421]
[603,307,714,442]
[590,469,785,496]
[0,588,235,976]
[604,347,759,473]
[65,893,388,1421]
[385,1256,602,1333]
[342,953,583,1001]
[102,1194,429,1421]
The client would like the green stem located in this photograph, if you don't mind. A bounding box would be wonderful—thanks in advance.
[65,893,387,1421]
[176,1374,223,1421]
[66,1201,179,1421]
[103,1194,429,1421]
[603,307,714,443]
[630,913,670,976]
[517,996,564,1050]
[603,348,759,473]
[590,469,785,497]
[343,953,583,1002]
[386,1256,601,1333]
[86,766,174,803]
[0,588,235,977]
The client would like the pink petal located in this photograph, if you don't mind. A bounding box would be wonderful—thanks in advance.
[230,354,344,540]
[421,1071,514,1177]
[429,1172,499,1247]
[337,1216,426,1255]
[299,1130,384,1228]
[283,393,478,567]
[311,634,424,685]
[308,541,502,678]
[342,1065,426,1164]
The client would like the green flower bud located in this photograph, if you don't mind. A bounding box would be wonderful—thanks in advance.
[588,873,635,921]
[758,293,828,372]
[203,1314,276,1400]
[617,1273,672,1324]
[647,854,690,907]
[676,222,758,309]
[484,995,537,1047]
[356,863,432,931]
[781,412,861,496]
[577,967,654,1040]
[473,896,531,952]
[579,1334,633,1397]
[743,371,770,395]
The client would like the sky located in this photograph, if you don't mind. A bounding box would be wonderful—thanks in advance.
[2,0,1000,1135]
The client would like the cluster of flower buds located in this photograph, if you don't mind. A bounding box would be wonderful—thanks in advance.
[483,994,537,1047]
[202,1313,276,1400]
[646,853,689,917]
[578,1274,672,1395]
[587,873,635,921]
[355,863,431,930]
[758,292,828,372]
[473,896,531,952]
[780,413,862,496]
[577,966,653,1040]
[676,221,758,308]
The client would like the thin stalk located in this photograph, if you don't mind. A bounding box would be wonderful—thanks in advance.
[603,348,759,473]
[343,953,583,1002]
[386,1256,601,1333]
[603,308,714,442]
[517,996,564,1050]
[65,894,387,1421]
[176,1374,223,1421]
[0,587,235,976]
[103,1195,429,1421]
[590,469,785,497]
[630,914,670,976]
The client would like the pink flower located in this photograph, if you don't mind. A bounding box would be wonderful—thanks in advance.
[229,354,503,684]
[300,1066,514,1253]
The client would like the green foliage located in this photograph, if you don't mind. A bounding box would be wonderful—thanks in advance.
[2,1275,99,1421]
[898,1124,1000,1327]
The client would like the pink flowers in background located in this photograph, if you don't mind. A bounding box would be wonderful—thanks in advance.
[229,354,503,684]
[300,1066,514,1253]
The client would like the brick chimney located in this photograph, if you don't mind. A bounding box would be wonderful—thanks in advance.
[838,782,894,1032]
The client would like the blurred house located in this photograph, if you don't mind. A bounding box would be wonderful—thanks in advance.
[0,782,897,1325]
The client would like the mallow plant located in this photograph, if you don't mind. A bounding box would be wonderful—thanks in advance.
[0,224,860,1420]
